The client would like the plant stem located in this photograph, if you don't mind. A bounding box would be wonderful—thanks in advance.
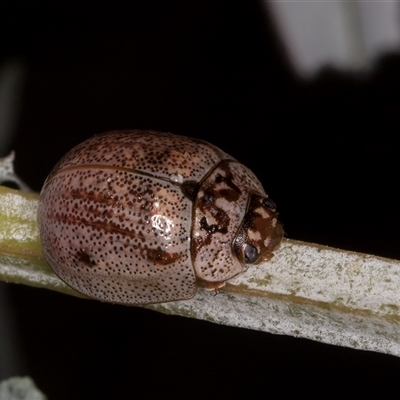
[1,185,400,356]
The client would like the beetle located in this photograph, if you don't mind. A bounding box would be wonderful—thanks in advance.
[38,130,283,305]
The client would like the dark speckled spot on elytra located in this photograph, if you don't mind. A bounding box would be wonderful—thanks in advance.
[56,213,139,240]
[71,188,117,206]
[77,249,96,267]
[147,247,181,265]
[156,148,171,161]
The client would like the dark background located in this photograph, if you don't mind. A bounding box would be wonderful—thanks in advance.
[2,2,400,398]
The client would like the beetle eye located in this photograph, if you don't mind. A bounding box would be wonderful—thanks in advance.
[244,244,259,263]
[262,197,276,211]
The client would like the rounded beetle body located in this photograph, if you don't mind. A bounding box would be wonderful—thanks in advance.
[38,130,283,305]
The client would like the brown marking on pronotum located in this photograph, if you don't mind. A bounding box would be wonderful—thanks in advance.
[215,165,242,200]
[199,216,228,235]
[192,208,231,256]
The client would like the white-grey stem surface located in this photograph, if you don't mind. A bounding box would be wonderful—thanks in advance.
[149,239,400,357]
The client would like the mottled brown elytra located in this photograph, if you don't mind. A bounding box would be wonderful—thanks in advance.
[38,130,283,305]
